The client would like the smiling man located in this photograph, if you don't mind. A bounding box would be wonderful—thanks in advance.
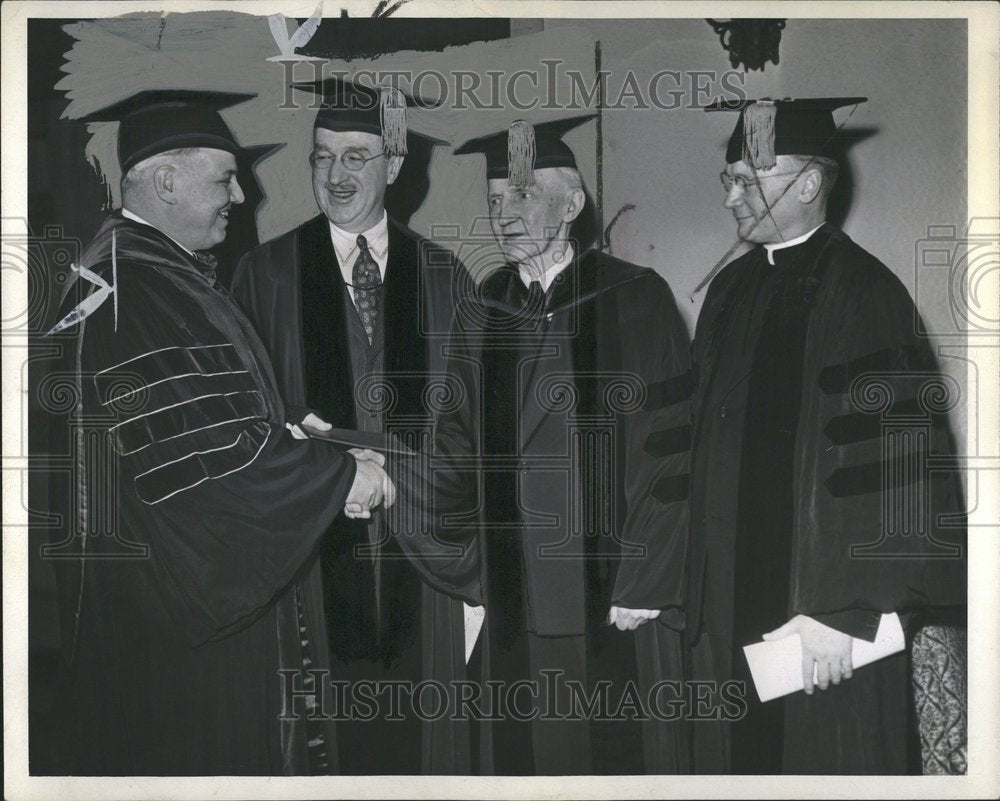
[46,90,393,775]
[233,78,473,775]
[311,127,397,233]
[443,117,692,774]
[687,98,967,774]
[119,145,243,249]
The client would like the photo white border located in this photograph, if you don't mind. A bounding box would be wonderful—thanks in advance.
[3,2,997,799]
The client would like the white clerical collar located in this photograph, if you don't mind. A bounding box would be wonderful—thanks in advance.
[120,207,195,256]
[764,223,824,265]
[328,212,390,278]
[519,244,575,293]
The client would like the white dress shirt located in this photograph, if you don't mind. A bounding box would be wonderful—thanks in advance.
[764,223,824,265]
[120,207,194,256]
[517,243,575,293]
[328,212,390,303]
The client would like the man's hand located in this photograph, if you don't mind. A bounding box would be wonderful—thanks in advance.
[344,457,396,519]
[286,411,331,440]
[348,447,385,467]
[345,449,390,517]
[763,614,854,694]
[608,606,661,632]
[285,413,394,517]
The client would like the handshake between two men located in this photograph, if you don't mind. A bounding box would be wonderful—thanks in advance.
[289,413,661,634]
[287,413,396,520]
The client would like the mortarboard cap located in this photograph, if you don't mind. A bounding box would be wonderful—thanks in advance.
[291,76,445,157]
[706,97,867,170]
[453,115,596,188]
[77,90,256,174]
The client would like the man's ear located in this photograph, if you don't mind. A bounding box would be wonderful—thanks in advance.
[799,167,824,205]
[152,164,177,205]
[385,155,405,186]
[563,187,585,224]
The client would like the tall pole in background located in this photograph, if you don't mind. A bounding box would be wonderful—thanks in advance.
[594,40,604,245]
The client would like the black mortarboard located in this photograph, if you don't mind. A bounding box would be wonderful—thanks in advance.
[453,115,597,188]
[77,90,256,174]
[291,76,445,156]
[706,97,867,170]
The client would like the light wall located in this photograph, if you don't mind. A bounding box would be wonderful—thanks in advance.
[543,17,968,444]
[64,15,968,440]
[409,17,968,445]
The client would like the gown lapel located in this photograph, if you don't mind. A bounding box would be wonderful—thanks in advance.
[382,221,429,419]
[519,254,600,451]
[299,215,357,426]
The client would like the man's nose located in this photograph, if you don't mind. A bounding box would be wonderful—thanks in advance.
[230,178,245,205]
[722,184,742,210]
[327,156,351,182]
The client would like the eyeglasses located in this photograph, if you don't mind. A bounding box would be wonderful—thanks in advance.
[720,171,802,193]
[309,150,386,172]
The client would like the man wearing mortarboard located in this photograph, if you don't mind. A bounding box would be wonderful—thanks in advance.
[44,90,393,775]
[687,98,967,773]
[232,78,478,775]
[434,116,692,774]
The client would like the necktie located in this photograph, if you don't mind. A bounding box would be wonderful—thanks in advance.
[524,279,545,328]
[352,234,381,344]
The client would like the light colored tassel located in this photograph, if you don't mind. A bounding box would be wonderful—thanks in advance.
[507,119,536,188]
[742,100,777,170]
[380,85,407,156]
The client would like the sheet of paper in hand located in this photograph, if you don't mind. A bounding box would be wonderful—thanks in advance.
[300,422,416,456]
[743,613,905,702]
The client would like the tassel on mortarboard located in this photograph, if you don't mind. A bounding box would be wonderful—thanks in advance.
[453,115,594,180]
[742,100,777,171]
[379,85,408,156]
[507,119,536,189]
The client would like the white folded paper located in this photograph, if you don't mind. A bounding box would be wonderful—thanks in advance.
[742,612,904,702]
[464,603,486,664]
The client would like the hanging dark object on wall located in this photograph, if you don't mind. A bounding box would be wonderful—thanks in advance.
[706,18,787,72]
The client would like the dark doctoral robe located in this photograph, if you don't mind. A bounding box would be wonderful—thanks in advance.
[688,223,967,774]
[232,213,474,774]
[433,249,693,775]
[46,215,359,775]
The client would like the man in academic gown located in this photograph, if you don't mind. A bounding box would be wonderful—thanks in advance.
[437,117,692,775]
[45,91,393,775]
[232,78,473,775]
[687,97,967,774]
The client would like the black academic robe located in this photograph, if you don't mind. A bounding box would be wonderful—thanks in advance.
[45,215,357,775]
[232,214,474,774]
[435,249,693,774]
[688,223,967,774]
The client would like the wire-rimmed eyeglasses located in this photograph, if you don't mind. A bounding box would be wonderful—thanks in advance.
[720,171,801,193]
[309,150,386,172]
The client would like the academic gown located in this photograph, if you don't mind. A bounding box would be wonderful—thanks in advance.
[435,249,693,775]
[45,215,357,775]
[232,214,474,774]
[687,223,967,774]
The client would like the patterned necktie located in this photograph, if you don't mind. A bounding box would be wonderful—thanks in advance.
[352,234,381,344]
